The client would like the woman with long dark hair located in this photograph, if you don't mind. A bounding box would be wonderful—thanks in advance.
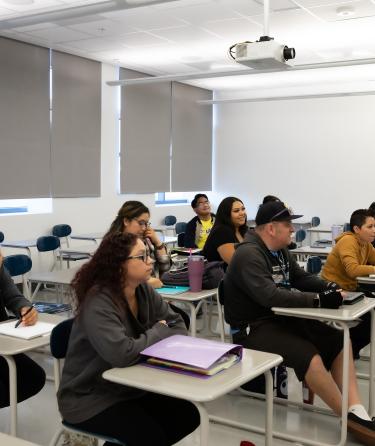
[57,232,200,446]
[203,196,248,266]
[106,201,170,288]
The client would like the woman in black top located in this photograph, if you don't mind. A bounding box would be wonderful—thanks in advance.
[203,196,247,266]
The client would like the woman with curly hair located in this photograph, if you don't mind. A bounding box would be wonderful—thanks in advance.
[57,233,200,446]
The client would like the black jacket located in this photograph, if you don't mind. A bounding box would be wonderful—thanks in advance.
[0,264,31,322]
[224,231,328,329]
[184,214,215,248]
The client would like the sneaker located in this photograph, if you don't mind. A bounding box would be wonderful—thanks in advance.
[347,413,375,445]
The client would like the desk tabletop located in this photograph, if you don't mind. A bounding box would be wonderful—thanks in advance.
[103,349,282,403]
[1,240,37,249]
[0,314,64,356]
[290,246,332,256]
[158,288,217,302]
[29,267,79,286]
[306,227,332,233]
[70,232,104,241]
[357,276,375,284]
[60,244,97,256]
[272,297,375,322]
[160,235,177,245]
[0,433,42,446]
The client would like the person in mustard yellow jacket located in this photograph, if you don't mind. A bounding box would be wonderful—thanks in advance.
[321,208,375,358]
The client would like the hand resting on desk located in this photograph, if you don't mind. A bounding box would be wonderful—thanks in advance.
[318,289,343,309]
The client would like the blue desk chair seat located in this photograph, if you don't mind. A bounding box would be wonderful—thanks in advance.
[164,215,177,226]
[49,319,124,446]
[175,222,187,235]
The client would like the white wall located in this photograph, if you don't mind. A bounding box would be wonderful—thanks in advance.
[0,64,195,266]
[213,91,375,225]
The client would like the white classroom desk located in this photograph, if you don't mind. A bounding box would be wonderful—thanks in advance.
[1,240,37,256]
[0,432,41,446]
[29,267,79,301]
[0,313,64,436]
[290,245,332,260]
[154,224,175,236]
[357,275,375,285]
[70,232,104,244]
[158,288,224,341]
[272,298,375,446]
[59,244,97,258]
[103,349,282,446]
[306,227,332,234]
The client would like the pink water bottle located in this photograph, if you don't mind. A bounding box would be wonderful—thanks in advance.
[188,256,205,292]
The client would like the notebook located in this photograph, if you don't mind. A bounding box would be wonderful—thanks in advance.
[141,335,242,377]
[343,291,364,305]
[157,286,190,295]
[0,321,55,340]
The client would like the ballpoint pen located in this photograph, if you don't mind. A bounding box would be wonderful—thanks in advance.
[15,305,34,328]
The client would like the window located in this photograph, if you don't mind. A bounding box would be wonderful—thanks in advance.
[0,198,52,216]
[155,191,211,206]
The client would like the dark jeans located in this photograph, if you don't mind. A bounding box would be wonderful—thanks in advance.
[350,311,371,360]
[169,303,190,329]
[70,392,200,446]
[0,353,46,408]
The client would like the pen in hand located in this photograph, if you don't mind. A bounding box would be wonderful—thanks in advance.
[15,306,34,328]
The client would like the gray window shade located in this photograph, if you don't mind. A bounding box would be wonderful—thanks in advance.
[171,82,213,192]
[51,51,101,198]
[0,38,50,199]
[120,68,170,194]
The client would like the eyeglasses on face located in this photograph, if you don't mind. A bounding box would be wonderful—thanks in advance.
[134,219,151,228]
[127,251,151,263]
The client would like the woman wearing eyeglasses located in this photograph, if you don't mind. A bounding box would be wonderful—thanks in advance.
[203,196,248,267]
[107,201,170,288]
[58,233,200,446]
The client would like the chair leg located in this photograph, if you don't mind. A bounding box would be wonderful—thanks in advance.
[302,380,315,404]
[49,425,64,446]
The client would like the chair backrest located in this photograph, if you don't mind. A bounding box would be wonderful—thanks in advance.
[52,224,72,238]
[311,216,320,227]
[295,229,306,243]
[164,215,177,226]
[306,256,322,274]
[343,222,351,232]
[36,235,61,252]
[50,318,74,359]
[0,231,4,243]
[177,232,185,247]
[3,254,32,277]
[175,222,187,234]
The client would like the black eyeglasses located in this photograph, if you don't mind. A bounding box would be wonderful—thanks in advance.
[127,252,150,263]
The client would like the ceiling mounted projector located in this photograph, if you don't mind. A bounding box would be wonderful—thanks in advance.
[229,36,296,70]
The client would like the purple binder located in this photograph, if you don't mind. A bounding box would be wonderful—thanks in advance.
[141,335,242,369]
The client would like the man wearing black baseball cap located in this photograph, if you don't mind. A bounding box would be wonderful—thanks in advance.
[224,201,375,444]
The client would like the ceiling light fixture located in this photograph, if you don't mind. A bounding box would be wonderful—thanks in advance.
[107,58,375,86]
[3,0,34,5]
[0,0,174,30]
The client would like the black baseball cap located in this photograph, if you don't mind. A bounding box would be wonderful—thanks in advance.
[256,201,303,225]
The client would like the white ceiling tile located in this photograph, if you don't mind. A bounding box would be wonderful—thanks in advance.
[215,0,264,15]
[151,0,212,9]
[62,36,127,51]
[0,0,63,13]
[294,0,360,7]
[167,2,240,24]
[12,21,56,32]
[118,31,170,47]
[150,24,220,42]
[308,0,375,21]
[0,6,15,17]
[66,18,134,36]
[24,25,91,42]
[202,17,262,40]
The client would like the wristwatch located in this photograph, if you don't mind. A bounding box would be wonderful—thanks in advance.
[313,295,320,308]
[155,243,166,250]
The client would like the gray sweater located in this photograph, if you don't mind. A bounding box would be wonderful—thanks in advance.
[0,264,31,322]
[224,231,328,329]
[57,283,187,424]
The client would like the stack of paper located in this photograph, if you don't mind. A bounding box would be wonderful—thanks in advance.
[0,321,55,340]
